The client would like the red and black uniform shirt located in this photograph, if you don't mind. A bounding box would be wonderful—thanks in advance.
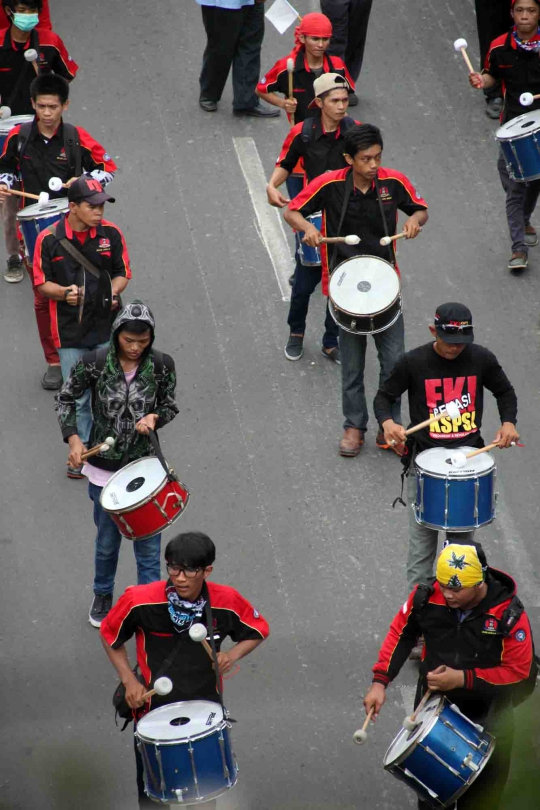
[288,166,427,295]
[0,119,117,198]
[257,49,354,124]
[32,214,131,348]
[0,27,77,115]
[276,115,361,185]
[372,569,535,721]
[373,342,517,451]
[485,30,540,123]
[0,3,52,30]
[100,580,270,713]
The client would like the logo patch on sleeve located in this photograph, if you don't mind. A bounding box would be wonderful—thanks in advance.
[515,629,527,642]
[253,609,260,619]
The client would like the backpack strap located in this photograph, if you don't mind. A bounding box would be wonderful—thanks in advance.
[499,595,525,637]
[62,123,82,177]
[17,121,34,161]
[412,584,434,613]
[301,117,315,143]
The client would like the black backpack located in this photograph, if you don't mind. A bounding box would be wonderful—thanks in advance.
[300,113,357,144]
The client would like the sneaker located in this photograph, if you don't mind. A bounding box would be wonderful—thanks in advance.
[89,593,113,627]
[376,431,405,457]
[41,365,63,390]
[508,252,528,271]
[321,346,340,364]
[288,273,295,287]
[67,464,84,479]
[284,335,304,361]
[3,254,24,283]
[199,97,217,112]
[485,96,503,119]
[525,225,538,247]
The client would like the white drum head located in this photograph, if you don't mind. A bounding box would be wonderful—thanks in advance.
[383,694,441,766]
[16,197,69,221]
[415,447,494,477]
[0,114,33,135]
[329,255,400,316]
[101,457,167,510]
[137,701,224,742]
[496,109,540,141]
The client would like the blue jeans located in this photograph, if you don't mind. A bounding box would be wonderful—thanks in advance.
[340,313,404,431]
[287,259,339,348]
[58,341,109,444]
[88,482,162,596]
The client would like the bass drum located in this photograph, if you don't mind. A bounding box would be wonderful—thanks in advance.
[328,255,402,335]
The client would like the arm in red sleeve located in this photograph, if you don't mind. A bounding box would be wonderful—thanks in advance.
[108,224,132,280]
[288,171,334,218]
[49,32,78,80]
[209,584,270,642]
[36,0,52,29]
[372,590,421,686]
[78,127,117,184]
[257,56,288,96]
[464,614,535,697]
[32,230,53,287]
[100,587,138,648]
[276,123,304,174]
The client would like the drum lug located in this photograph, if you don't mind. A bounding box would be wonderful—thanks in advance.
[419,744,463,780]
[444,479,449,529]
[162,491,186,512]
[473,478,479,525]
[174,788,186,801]
[155,745,167,796]
[188,741,200,798]
[402,768,439,800]
[462,753,479,772]
[117,513,136,539]
[218,729,232,783]
[509,142,524,181]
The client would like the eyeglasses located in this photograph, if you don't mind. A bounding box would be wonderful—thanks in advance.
[438,324,473,334]
[166,564,202,578]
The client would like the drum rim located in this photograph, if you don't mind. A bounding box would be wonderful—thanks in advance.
[142,774,238,804]
[414,447,495,479]
[136,700,227,744]
[16,198,70,220]
[328,296,402,336]
[136,717,230,745]
[0,114,34,133]
[99,456,169,513]
[329,254,401,316]
[496,109,540,139]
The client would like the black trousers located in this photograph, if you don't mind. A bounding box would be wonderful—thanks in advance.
[320,0,373,83]
[474,0,512,101]
[199,4,264,109]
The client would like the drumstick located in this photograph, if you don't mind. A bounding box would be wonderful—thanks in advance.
[404,400,461,437]
[402,689,433,731]
[380,229,422,246]
[321,235,361,245]
[453,38,475,73]
[465,440,518,460]
[25,48,39,75]
[287,58,295,126]
[49,176,69,192]
[353,707,375,745]
[80,436,116,461]
[0,105,11,119]
[520,92,540,107]
[6,188,49,204]
[189,623,214,660]
[140,676,173,701]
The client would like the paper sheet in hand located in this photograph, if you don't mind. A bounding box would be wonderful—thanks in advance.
[265,0,299,35]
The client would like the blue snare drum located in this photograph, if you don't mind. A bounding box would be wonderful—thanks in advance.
[298,211,322,266]
[17,198,68,264]
[414,447,496,532]
[135,700,238,805]
[0,114,33,152]
[496,110,540,182]
[384,695,495,808]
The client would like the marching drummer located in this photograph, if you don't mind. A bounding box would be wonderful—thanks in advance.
[469,0,540,271]
[374,302,518,656]
[0,0,78,286]
[267,73,361,363]
[56,300,179,627]
[0,74,117,392]
[100,531,269,809]
[283,123,428,457]
[363,543,537,809]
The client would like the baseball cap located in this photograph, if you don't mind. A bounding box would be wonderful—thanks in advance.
[434,302,474,344]
[307,73,350,108]
[68,175,115,205]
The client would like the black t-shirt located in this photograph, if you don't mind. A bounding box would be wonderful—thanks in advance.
[373,342,518,452]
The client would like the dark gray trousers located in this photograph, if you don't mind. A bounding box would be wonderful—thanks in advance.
[497,153,540,254]
[320,0,373,82]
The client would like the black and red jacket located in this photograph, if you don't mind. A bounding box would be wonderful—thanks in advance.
[0,26,78,115]
[276,115,361,186]
[485,30,540,123]
[257,49,354,123]
[101,580,270,714]
[32,214,131,348]
[288,166,427,295]
[373,569,536,720]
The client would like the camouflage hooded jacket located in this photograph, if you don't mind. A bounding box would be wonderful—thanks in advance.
[55,301,178,471]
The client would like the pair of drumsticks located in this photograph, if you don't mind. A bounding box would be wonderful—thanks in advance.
[353,689,434,746]
[3,176,69,207]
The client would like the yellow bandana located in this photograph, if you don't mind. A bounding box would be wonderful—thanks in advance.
[436,544,484,588]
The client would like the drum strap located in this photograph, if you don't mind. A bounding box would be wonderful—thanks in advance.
[148,428,178,483]
[329,170,353,273]
[203,583,227,713]
[374,175,396,266]
[59,237,101,279]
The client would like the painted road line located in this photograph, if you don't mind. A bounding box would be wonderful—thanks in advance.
[233,136,293,302]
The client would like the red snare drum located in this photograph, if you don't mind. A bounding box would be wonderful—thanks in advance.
[100,457,190,541]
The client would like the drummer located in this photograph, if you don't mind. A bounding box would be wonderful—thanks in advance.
[283,123,428,457]
[0,0,78,286]
[469,0,540,271]
[267,73,361,363]
[363,543,537,809]
[56,301,178,626]
[100,531,269,809]
[0,74,117,391]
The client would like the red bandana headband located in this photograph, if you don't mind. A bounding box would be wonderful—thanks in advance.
[294,13,333,48]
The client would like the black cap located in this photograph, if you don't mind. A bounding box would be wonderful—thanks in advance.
[68,175,115,205]
[434,302,474,344]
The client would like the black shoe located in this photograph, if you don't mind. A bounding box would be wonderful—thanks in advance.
[321,346,340,364]
[288,273,295,287]
[199,97,217,112]
[348,92,359,107]
[485,96,503,119]
[89,593,113,628]
[284,335,304,361]
[67,464,84,479]
[41,365,63,390]
[233,103,280,118]
[4,254,24,283]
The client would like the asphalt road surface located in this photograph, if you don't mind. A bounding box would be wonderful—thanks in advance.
[1,1,540,808]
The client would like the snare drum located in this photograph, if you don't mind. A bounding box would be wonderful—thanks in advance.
[496,109,540,182]
[384,694,494,808]
[136,701,238,805]
[0,114,33,152]
[328,255,402,335]
[100,456,190,541]
[414,447,496,532]
[17,198,69,263]
[298,212,322,266]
